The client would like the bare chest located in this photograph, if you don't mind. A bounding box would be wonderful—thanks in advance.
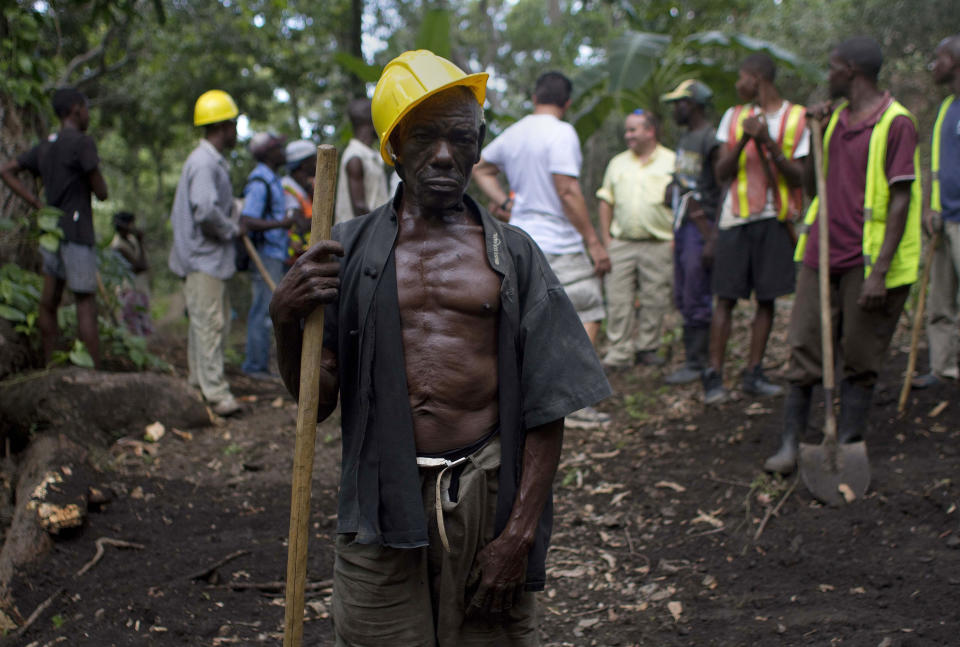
[395,225,501,317]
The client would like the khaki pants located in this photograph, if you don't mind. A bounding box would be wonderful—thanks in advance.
[925,221,960,379]
[184,272,232,403]
[786,265,909,388]
[332,437,539,647]
[602,238,672,365]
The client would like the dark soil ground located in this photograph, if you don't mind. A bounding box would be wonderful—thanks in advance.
[7,304,960,647]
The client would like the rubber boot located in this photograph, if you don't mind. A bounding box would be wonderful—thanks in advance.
[665,325,709,385]
[838,378,872,443]
[763,384,812,474]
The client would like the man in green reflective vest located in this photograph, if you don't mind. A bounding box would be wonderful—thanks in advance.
[764,37,922,475]
[914,34,960,390]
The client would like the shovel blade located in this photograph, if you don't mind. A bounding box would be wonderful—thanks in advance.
[798,441,870,506]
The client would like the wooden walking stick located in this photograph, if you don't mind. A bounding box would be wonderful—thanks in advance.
[898,232,940,413]
[242,234,277,292]
[283,144,337,647]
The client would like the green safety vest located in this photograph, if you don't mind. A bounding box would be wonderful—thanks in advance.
[794,99,922,289]
[931,95,955,213]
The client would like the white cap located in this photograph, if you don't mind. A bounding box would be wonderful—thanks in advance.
[285,139,315,167]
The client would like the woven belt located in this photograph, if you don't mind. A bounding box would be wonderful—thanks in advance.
[416,455,470,553]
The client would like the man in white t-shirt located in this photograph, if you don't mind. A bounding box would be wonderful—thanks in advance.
[703,53,809,405]
[473,71,612,429]
[335,98,390,224]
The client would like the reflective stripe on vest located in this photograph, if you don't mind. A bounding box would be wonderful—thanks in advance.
[794,99,922,289]
[730,102,806,221]
[931,95,955,213]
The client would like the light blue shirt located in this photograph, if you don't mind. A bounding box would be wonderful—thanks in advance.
[168,140,238,280]
[241,162,288,261]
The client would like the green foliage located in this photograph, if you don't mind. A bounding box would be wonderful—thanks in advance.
[50,613,65,629]
[0,7,57,117]
[0,263,42,340]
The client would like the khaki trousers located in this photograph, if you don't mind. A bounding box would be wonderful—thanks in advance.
[332,437,539,647]
[184,272,232,403]
[602,238,673,365]
[925,221,960,379]
[786,265,909,388]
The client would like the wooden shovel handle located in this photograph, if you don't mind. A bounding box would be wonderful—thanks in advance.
[811,119,838,441]
[898,232,939,413]
[242,234,276,292]
[283,144,337,647]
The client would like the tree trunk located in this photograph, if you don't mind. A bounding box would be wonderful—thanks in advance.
[0,93,43,269]
[0,433,90,627]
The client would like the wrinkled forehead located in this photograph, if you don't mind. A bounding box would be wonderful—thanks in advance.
[395,87,482,138]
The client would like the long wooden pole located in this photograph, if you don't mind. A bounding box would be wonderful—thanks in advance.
[811,119,838,455]
[898,232,939,413]
[283,144,337,647]
[242,234,277,292]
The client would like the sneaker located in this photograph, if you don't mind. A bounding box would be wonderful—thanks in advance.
[911,373,954,390]
[636,349,666,367]
[702,368,729,405]
[741,365,783,397]
[664,365,702,385]
[212,396,242,417]
[565,406,612,430]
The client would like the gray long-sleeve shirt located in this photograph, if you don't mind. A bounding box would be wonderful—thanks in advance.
[168,139,239,279]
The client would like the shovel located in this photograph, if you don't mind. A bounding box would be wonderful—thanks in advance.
[798,118,870,505]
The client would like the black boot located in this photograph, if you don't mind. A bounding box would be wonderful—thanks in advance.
[763,384,812,474]
[838,379,872,443]
[665,325,709,385]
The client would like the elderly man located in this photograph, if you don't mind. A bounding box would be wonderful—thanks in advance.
[168,90,242,416]
[597,109,676,370]
[270,50,611,646]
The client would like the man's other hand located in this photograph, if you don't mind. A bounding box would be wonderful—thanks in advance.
[467,532,529,616]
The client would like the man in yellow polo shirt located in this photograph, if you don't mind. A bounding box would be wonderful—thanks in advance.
[597,109,676,369]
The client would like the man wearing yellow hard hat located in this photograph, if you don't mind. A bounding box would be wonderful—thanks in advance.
[168,89,243,417]
[271,50,610,645]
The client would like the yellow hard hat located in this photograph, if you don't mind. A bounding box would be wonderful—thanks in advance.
[194,90,239,127]
[371,50,488,165]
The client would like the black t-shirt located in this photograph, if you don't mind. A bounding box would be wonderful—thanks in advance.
[17,128,100,245]
[675,125,721,219]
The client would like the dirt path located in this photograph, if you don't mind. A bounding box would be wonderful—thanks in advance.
[8,310,960,646]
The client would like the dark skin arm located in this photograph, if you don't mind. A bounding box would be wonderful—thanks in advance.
[469,418,564,615]
[241,214,296,233]
[346,158,372,217]
[0,160,45,211]
[859,182,911,310]
[117,229,149,273]
[89,168,108,201]
[269,239,344,420]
